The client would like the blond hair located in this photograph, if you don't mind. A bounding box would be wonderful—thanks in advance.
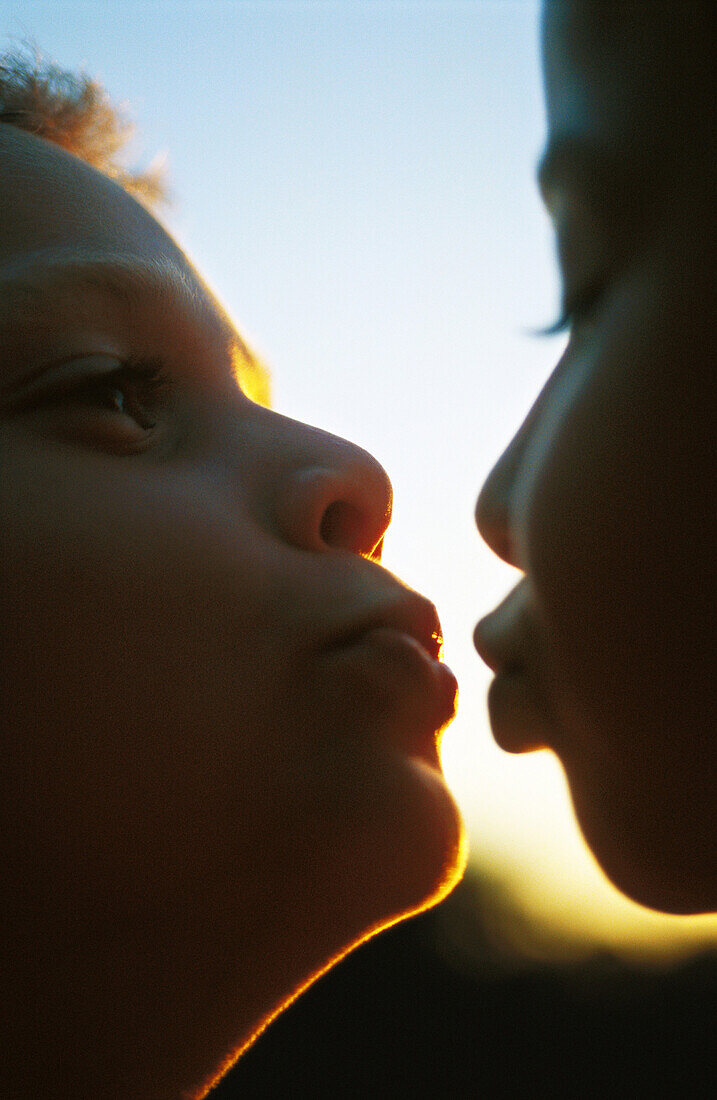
[0,42,168,208]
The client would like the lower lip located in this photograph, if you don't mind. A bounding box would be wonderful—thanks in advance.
[340,625,458,727]
[486,668,552,754]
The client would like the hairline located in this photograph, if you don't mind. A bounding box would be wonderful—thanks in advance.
[0,250,260,379]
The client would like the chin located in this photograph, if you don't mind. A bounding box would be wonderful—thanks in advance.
[598,852,717,917]
[596,860,716,917]
[567,780,717,917]
[355,754,467,927]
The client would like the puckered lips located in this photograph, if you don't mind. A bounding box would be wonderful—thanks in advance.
[339,592,446,662]
[329,592,458,756]
[474,586,554,754]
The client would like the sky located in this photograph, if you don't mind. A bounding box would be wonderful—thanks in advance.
[5,0,716,958]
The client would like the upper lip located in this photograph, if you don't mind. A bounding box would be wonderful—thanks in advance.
[473,618,513,673]
[474,580,533,674]
[337,593,445,661]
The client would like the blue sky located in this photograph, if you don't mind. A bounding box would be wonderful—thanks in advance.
[5,0,716,954]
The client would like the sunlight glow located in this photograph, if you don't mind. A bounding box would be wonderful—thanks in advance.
[231,341,271,408]
[437,593,717,962]
[380,438,717,963]
[195,808,469,1100]
[10,0,715,973]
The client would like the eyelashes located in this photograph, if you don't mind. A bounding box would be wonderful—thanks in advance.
[538,283,605,338]
[78,356,170,428]
[23,355,171,429]
[2,354,175,454]
[538,308,574,338]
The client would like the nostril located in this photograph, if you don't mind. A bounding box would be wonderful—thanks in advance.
[319,500,367,554]
[276,461,390,555]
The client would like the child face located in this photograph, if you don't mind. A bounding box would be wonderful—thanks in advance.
[475,1,715,914]
[0,124,463,1088]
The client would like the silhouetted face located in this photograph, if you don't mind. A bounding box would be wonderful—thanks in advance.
[0,124,463,1093]
[475,1,716,914]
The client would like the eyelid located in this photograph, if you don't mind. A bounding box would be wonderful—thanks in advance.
[536,281,605,339]
[537,310,572,338]
[6,354,129,405]
[2,354,170,430]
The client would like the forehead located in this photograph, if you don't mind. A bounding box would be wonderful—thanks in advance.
[540,1,715,148]
[539,1,716,210]
[541,4,653,156]
[0,124,182,270]
[0,124,266,398]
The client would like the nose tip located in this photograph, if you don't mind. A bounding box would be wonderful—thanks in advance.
[475,468,516,567]
[278,457,393,558]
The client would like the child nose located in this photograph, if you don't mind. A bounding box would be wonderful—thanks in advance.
[276,448,393,560]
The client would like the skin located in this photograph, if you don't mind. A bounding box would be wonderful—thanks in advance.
[475,0,715,916]
[0,124,464,1099]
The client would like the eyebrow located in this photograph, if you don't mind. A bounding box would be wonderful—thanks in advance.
[0,250,263,391]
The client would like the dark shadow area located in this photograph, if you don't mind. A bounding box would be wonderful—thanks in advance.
[212,868,717,1097]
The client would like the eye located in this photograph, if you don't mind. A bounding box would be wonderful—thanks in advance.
[2,354,175,453]
[60,358,168,429]
[7,355,170,430]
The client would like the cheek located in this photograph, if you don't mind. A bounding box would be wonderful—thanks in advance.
[513,326,699,751]
[509,302,716,910]
[0,442,463,927]
[560,740,717,915]
[1,445,293,868]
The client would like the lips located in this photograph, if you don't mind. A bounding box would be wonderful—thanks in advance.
[329,592,457,751]
[473,615,521,676]
[474,581,554,753]
[342,593,446,663]
[473,579,533,675]
[473,617,510,674]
